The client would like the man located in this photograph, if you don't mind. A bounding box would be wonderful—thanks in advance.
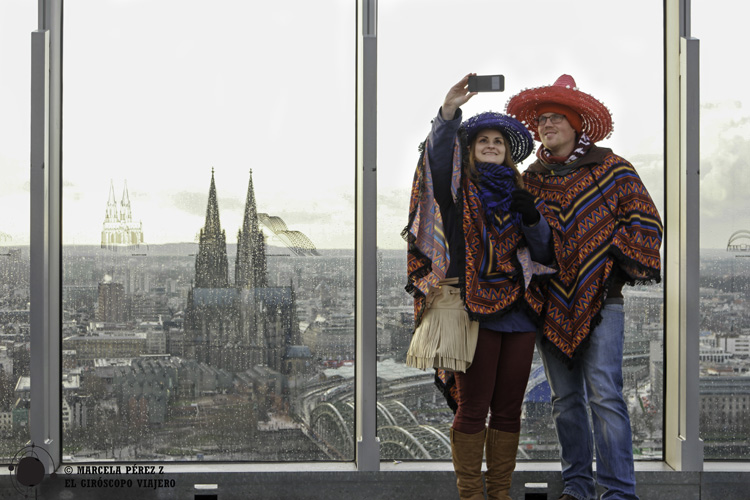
[506,75,663,500]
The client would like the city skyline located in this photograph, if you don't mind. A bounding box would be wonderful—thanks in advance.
[1,1,749,490]
[0,183,748,463]
[0,238,746,462]
[96,172,320,256]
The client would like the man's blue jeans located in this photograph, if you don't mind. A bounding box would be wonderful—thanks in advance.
[537,303,639,500]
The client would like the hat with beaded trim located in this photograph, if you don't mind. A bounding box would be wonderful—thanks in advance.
[461,111,534,164]
[505,74,613,143]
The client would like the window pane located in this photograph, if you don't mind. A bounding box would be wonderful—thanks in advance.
[62,0,355,461]
[0,0,33,461]
[377,0,664,461]
[694,0,750,460]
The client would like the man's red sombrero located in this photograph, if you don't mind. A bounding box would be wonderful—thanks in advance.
[505,74,613,143]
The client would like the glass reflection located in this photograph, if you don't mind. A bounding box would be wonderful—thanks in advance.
[694,0,750,461]
[377,0,664,461]
[0,0,34,461]
[62,0,355,461]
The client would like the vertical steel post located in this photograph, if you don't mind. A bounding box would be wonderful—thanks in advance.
[664,0,703,471]
[30,0,62,471]
[355,0,380,471]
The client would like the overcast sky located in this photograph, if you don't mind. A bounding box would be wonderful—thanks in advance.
[0,0,746,250]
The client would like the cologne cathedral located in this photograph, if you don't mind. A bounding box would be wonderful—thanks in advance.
[184,169,303,375]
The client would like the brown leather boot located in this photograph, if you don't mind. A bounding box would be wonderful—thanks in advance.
[450,428,487,500]
[484,428,519,500]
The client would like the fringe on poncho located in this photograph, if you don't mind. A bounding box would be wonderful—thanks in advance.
[403,135,557,411]
[405,280,479,372]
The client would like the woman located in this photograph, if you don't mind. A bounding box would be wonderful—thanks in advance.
[404,74,557,500]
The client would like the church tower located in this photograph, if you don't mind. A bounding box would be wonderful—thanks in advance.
[101,179,145,250]
[186,169,235,366]
[235,169,268,289]
[105,181,119,223]
[194,169,229,288]
[186,168,302,377]
[120,181,132,222]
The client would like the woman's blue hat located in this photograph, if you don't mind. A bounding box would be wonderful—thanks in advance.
[461,111,534,164]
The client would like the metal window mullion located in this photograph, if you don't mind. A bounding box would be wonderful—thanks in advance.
[678,34,703,470]
[30,0,62,471]
[355,0,379,471]
[664,0,703,471]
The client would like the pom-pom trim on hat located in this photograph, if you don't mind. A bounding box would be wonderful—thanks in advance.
[505,75,613,143]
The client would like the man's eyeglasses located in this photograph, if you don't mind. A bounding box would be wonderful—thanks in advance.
[535,113,566,126]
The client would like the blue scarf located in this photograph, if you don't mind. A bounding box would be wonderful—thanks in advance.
[475,162,522,228]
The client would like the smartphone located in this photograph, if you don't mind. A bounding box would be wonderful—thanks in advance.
[468,74,505,92]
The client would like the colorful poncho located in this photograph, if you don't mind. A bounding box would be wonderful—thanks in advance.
[403,135,556,329]
[523,145,663,359]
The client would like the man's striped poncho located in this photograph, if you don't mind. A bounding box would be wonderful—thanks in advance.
[522,145,663,359]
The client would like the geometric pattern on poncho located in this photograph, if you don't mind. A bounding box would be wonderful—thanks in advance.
[403,142,449,326]
[522,151,663,358]
[462,172,555,321]
[405,136,557,328]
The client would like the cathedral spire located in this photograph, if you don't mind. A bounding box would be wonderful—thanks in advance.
[105,180,118,222]
[195,168,229,288]
[235,169,268,288]
[120,180,132,222]
[204,168,222,237]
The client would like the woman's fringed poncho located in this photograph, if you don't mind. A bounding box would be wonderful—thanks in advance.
[403,136,557,409]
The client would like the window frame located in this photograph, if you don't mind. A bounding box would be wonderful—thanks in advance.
[30,0,62,471]
[28,0,711,473]
[663,0,703,470]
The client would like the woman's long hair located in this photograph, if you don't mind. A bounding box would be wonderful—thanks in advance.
[464,129,525,189]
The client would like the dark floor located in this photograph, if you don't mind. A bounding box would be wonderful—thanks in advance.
[15,465,748,500]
